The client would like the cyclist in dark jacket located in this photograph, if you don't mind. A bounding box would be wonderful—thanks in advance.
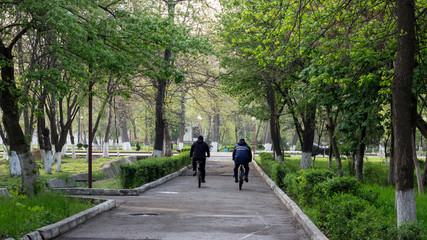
[232,138,252,183]
[190,135,210,182]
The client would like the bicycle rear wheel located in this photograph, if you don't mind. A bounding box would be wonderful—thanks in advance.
[197,161,201,188]
[239,166,244,190]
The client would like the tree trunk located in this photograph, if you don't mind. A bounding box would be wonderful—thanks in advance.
[388,121,396,185]
[211,112,220,152]
[393,0,417,226]
[412,132,423,194]
[0,42,40,195]
[153,1,175,158]
[163,120,172,157]
[291,132,298,151]
[300,103,316,169]
[104,104,112,158]
[325,105,343,177]
[69,128,76,159]
[178,93,185,150]
[120,118,132,151]
[266,81,283,162]
[424,155,427,188]
[356,125,367,181]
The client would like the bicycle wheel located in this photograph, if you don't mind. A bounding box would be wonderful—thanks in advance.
[239,166,244,190]
[197,162,201,188]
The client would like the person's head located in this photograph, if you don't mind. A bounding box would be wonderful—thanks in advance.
[238,138,246,145]
[198,135,204,142]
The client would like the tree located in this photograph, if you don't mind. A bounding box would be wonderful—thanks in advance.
[393,0,417,226]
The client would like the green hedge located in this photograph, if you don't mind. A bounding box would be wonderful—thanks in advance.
[219,145,235,152]
[119,152,191,189]
[256,152,288,188]
[257,155,426,239]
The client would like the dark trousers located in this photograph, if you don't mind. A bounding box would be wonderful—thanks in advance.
[234,162,249,178]
[193,158,206,181]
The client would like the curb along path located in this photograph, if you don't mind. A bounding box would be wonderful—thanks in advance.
[50,152,325,240]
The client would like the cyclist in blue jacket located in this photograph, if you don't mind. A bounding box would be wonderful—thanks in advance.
[232,138,252,183]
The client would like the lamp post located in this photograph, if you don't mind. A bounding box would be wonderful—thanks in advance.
[197,115,202,136]
[252,117,256,158]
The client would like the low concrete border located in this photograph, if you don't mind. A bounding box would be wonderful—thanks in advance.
[135,165,190,194]
[253,160,328,240]
[52,165,190,196]
[14,199,116,240]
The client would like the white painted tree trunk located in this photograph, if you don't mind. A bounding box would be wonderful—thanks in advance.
[116,144,120,157]
[61,144,67,156]
[9,151,21,177]
[212,142,218,152]
[55,152,62,172]
[178,142,184,150]
[122,141,132,151]
[40,149,46,165]
[274,152,283,163]
[396,188,417,226]
[299,152,312,169]
[264,143,272,151]
[152,149,162,158]
[44,150,53,174]
[290,145,296,151]
[103,142,109,158]
[3,144,9,160]
[71,144,76,159]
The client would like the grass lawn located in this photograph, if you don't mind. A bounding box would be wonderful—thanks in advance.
[92,177,122,189]
[0,155,122,189]
[0,191,95,239]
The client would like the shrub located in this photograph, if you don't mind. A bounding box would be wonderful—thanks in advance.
[314,176,379,204]
[119,152,191,189]
[259,152,274,162]
[257,153,287,188]
[392,221,427,240]
[321,194,393,240]
[363,162,388,186]
[180,147,191,153]
[315,176,360,199]
[256,144,265,150]
[282,169,336,206]
[76,143,83,149]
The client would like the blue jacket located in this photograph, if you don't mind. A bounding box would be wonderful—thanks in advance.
[232,139,252,164]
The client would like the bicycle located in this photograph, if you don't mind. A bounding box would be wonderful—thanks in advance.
[196,160,202,188]
[238,164,244,190]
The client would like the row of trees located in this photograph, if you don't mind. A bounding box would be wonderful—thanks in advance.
[216,0,426,227]
[0,0,215,195]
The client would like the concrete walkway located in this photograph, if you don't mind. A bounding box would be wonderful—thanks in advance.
[53,153,311,240]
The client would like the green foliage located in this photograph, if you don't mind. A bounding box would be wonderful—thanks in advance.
[320,194,394,240]
[179,147,191,153]
[363,162,389,186]
[257,152,287,188]
[0,191,93,239]
[283,169,336,206]
[219,145,235,152]
[119,151,191,189]
[393,221,427,240]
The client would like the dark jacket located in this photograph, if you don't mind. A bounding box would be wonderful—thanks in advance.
[190,136,210,159]
[232,139,252,164]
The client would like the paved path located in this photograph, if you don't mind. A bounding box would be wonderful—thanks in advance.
[54,153,309,240]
